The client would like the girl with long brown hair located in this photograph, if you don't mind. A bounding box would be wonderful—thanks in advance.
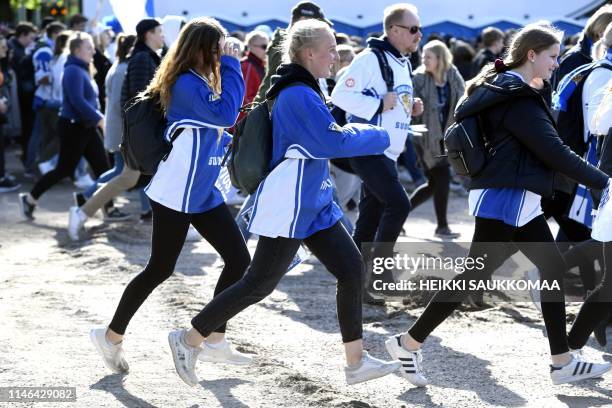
[386,23,612,387]
[90,17,251,375]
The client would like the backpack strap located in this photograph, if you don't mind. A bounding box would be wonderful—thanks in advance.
[160,127,184,162]
[371,47,394,92]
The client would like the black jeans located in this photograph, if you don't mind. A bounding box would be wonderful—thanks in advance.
[191,221,364,343]
[409,215,569,355]
[568,242,612,349]
[349,155,411,252]
[31,118,109,200]
[109,200,251,335]
[409,165,451,228]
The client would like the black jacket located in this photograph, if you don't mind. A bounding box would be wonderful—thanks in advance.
[459,73,608,197]
[471,48,497,79]
[120,41,161,107]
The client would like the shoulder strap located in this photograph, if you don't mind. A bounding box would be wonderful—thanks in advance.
[371,48,394,92]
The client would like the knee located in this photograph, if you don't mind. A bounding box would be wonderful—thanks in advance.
[389,192,411,217]
[226,246,251,272]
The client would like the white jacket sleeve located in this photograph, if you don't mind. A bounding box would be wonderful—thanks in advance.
[584,69,612,136]
[331,52,382,121]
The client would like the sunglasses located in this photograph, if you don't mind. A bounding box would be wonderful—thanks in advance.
[393,24,422,35]
[252,44,268,50]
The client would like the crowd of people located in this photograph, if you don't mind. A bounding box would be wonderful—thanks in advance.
[1,0,612,391]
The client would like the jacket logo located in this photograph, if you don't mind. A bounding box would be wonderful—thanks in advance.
[320,179,333,190]
[328,122,343,132]
[395,84,413,116]
[209,94,220,101]
[208,156,224,165]
[345,78,355,88]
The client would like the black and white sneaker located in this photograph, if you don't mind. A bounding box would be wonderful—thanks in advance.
[385,335,428,387]
[0,176,20,193]
[18,193,36,219]
[550,355,611,385]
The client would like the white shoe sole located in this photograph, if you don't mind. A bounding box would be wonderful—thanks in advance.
[552,364,611,385]
[89,329,128,374]
[346,361,401,385]
[168,332,198,387]
[198,353,252,365]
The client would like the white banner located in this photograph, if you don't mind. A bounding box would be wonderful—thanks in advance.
[108,0,148,35]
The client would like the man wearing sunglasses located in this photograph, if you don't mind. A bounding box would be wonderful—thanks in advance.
[331,3,424,305]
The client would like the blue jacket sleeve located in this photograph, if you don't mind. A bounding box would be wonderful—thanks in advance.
[191,56,245,128]
[63,67,103,125]
[277,86,390,160]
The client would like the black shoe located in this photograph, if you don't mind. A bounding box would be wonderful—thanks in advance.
[104,207,131,221]
[434,226,461,239]
[0,176,21,193]
[18,193,35,219]
[139,210,152,223]
[73,192,86,207]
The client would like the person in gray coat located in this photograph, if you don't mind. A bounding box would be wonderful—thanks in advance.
[410,39,465,238]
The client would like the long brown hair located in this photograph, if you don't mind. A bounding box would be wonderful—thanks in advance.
[115,33,136,63]
[466,23,562,96]
[142,17,227,112]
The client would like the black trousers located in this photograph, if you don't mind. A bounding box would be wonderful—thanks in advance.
[409,215,569,355]
[568,242,612,349]
[350,155,411,252]
[108,200,251,335]
[30,118,109,200]
[191,221,364,343]
[409,165,451,228]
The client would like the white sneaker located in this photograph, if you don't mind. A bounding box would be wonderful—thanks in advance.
[344,351,401,385]
[168,329,201,386]
[68,206,87,241]
[74,174,95,190]
[198,339,252,365]
[550,355,611,385]
[385,335,428,387]
[38,159,56,175]
[89,328,129,374]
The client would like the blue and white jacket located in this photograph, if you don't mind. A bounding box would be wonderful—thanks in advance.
[248,64,390,239]
[145,56,244,213]
[33,36,56,106]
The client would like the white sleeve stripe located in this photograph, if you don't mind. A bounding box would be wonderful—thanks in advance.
[165,119,225,141]
[285,144,322,160]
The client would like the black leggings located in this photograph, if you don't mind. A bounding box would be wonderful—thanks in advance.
[31,118,109,200]
[191,221,364,343]
[409,165,451,228]
[409,215,569,355]
[568,242,612,349]
[108,200,251,335]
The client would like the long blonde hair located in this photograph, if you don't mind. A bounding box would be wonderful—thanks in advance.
[423,40,453,81]
[466,23,562,96]
[143,17,227,112]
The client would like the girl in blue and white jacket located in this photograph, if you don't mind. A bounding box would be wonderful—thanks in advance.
[169,19,402,387]
[90,18,253,376]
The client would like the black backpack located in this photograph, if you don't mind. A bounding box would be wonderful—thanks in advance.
[555,61,612,157]
[120,93,183,175]
[444,101,511,178]
[226,99,275,194]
